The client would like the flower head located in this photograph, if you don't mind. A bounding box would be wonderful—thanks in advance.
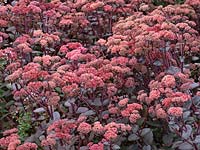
[161,75,176,87]
[77,122,92,134]
[167,107,183,117]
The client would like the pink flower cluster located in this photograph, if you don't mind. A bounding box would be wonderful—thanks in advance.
[42,119,77,146]
[138,73,193,120]
[0,128,37,150]
[167,107,183,117]
[120,101,143,123]
[88,142,104,150]
[77,122,92,134]
[103,122,131,141]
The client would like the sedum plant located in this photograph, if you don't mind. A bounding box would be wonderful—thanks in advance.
[0,0,200,150]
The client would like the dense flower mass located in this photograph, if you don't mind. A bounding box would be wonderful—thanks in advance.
[0,0,200,150]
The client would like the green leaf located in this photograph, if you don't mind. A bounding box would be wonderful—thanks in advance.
[136,117,145,126]
[55,87,62,93]
[0,89,4,97]
[6,100,15,107]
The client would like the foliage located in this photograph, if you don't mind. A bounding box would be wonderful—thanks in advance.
[153,0,185,6]
[17,112,32,141]
[0,0,200,150]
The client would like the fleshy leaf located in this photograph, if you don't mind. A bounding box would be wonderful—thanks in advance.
[128,134,140,141]
[182,125,192,139]
[33,107,45,113]
[178,142,193,150]
[76,107,89,114]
